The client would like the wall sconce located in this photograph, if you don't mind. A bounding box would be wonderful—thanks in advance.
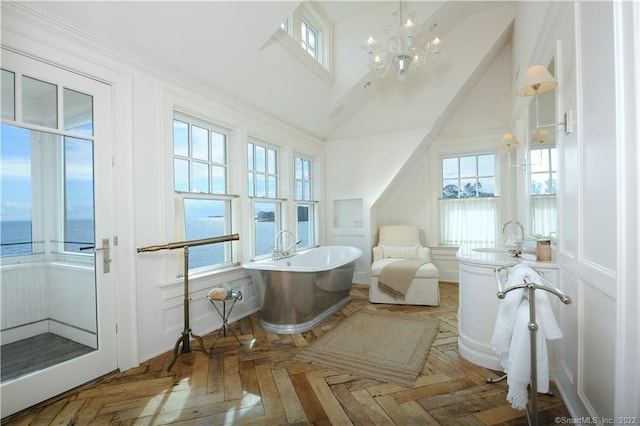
[531,128,551,145]
[500,132,520,149]
[516,65,573,134]
[500,133,527,169]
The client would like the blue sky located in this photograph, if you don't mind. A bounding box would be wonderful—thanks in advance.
[1,124,95,222]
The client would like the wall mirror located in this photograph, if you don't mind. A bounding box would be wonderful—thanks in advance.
[526,59,557,240]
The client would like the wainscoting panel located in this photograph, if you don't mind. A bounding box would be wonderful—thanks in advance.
[1,263,48,344]
[579,280,616,419]
[153,270,261,361]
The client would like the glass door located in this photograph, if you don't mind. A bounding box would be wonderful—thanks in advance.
[0,49,117,417]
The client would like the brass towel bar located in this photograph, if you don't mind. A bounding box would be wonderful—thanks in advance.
[137,233,240,371]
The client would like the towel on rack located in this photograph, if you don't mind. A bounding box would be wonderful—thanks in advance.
[491,264,563,410]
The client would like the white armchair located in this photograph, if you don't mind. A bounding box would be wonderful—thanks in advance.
[369,224,440,306]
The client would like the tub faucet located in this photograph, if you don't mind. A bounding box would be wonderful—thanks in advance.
[274,229,300,260]
[502,220,524,256]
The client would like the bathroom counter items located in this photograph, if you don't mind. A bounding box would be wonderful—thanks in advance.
[456,245,558,268]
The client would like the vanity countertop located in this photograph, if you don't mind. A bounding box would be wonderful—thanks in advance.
[456,245,558,268]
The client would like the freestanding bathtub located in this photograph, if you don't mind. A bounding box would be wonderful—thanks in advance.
[242,245,362,334]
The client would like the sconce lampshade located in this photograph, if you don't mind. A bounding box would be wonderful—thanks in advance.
[500,133,520,149]
[516,65,558,97]
[531,128,551,145]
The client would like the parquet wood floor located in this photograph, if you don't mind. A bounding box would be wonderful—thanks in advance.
[2,283,570,425]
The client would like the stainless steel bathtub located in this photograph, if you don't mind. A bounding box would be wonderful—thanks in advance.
[243,246,362,334]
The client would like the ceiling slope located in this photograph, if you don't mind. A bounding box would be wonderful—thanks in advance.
[328,3,516,140]
[8,1,514,142]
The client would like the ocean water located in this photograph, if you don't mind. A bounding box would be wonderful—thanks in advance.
[1,221,34,256]
[1,218,308,269]
[0,219,95,257]
[185,217,309,268]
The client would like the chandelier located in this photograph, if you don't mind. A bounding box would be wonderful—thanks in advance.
[362,0,441,80]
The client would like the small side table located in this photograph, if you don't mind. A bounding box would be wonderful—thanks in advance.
[207,289,243,351]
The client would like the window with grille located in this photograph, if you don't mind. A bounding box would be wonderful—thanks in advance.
[173,113,232,269]
[248,140,281,257]
[294,155,315,248]
[280,3,329,69]
[439,153,498,246]
[529,147,557,237]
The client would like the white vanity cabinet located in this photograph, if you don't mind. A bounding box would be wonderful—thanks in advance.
[456,248,558,371]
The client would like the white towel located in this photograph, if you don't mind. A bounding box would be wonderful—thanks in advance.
[491,264,563,410]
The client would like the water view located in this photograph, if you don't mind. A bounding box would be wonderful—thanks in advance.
[1,217,308,269]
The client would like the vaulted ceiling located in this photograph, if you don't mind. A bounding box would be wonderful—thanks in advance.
[9,1,515,140]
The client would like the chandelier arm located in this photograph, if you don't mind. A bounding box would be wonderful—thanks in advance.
[398,0,404,52]
[363,0,442,80]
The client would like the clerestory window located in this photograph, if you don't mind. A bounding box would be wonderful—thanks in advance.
[280,3,331,71]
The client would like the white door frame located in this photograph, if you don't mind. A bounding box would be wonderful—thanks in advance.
[0,48,123,418]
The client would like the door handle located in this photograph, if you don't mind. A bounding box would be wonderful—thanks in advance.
[94,238,111,274]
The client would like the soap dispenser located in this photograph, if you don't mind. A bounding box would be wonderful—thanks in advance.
[536,239,552,261]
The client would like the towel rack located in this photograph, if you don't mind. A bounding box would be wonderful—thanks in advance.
[490,264,571,426]
[137,233,240,371]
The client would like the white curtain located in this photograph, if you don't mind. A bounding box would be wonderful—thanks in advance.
[531,195,556,237]
[440,197,498,247]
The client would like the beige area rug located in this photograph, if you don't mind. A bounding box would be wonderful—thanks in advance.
[295,310,439,387]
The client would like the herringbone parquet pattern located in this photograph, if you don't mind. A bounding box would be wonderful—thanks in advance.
[2,283,570,425]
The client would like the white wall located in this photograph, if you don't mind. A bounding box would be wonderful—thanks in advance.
[513,1,640,420]
[329,3,515,139]
[0,261,97,348]
[131,74,325,362]
[2,6,326,365]
[324,129,427,283]
[0,265,47,344]
[377,44,513,233]
[366,44,513,282]
[4,3,638,416]
[332,2,640,419]
[324,7,516,284]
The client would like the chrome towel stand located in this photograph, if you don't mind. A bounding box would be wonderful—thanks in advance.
[489,264,571,426]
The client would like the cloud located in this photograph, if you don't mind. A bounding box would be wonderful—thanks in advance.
[0,158,31,180]
[0,201,32,221]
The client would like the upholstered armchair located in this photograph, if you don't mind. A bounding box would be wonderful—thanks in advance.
[369,224,440,306]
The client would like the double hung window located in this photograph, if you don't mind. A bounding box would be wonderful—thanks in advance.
[439,153,498,246]
[248,140,281,257]
[173,113,232,270]
[529,147,557,237]
[293,155,315,249]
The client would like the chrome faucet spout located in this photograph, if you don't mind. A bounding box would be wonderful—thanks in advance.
[502,220,525,257]
[274,229,296,260]
[501,220,525,240]
[285,240,301,254]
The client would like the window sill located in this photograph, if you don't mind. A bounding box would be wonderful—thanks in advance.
[272,29,333,85]
[158,263,249,300]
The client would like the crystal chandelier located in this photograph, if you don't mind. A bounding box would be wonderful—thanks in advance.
[362,0,441,81]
